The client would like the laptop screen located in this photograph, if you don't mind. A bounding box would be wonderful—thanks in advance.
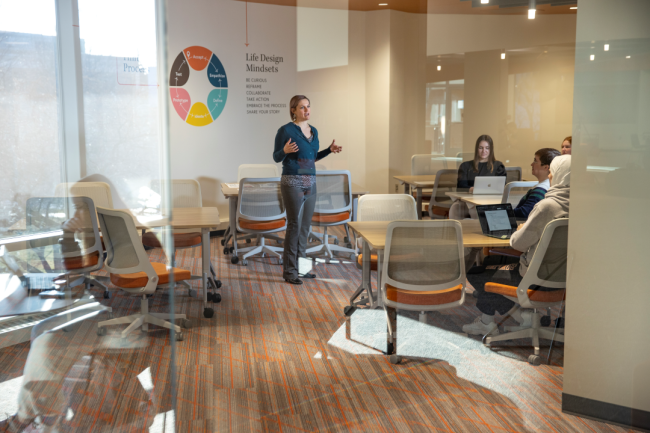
[476,204,518,235]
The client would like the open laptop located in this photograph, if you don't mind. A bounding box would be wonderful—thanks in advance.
[473,176,506,195]
[476,204,518,239]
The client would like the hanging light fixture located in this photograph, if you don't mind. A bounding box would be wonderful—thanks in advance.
[528,0,536,19]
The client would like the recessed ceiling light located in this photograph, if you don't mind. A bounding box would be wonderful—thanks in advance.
[501,52,506,59]
[626,55,631,59]
[528,9,536,19]
[590,54,595,61]
[570,6,577,9]
[481,0,489,3]
[604,44,609,51]
[378,3,387,5]
[437,65,441,71]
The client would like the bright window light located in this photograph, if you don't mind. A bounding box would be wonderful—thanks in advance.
[590,54,595,61]
[528,9,536,19]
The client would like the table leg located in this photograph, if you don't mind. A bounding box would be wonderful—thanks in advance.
[201,228,210,309]
[352,195,359,222]
[229,196,238,256]
[416,187,423,220]
[348,238,374,309]
[377,249,384,307]
[403,183,409,195]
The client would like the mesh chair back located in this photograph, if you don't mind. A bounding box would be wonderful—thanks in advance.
[411,155,449,175]
[238,164,280,181]
[383,220,465,291]
[357,195,417,222]
[55,182,114,208]
[237,178,285,221]
[96,208,145,271]
[518,218,569,305]
[171,179,202,208]
[314,171,352,214]
[430,169,457,209]
[501,181,538,206]
[26,197,102,266]
[505,167,522,184]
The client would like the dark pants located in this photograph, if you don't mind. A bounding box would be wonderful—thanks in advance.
[468,257,523,316]
[280,183,317,279]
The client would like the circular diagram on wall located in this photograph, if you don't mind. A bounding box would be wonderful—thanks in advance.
[169,46,228,127]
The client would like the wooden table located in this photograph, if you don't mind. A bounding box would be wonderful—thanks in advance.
[347,219,511,310]
[393,175,437,220]
[123,207,220,315]
[445,192,523,219]
[220,182,368,257]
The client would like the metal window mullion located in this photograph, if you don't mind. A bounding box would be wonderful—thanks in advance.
[55,0,86,183]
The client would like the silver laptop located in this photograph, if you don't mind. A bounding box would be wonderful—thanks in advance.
[473,176,506,195]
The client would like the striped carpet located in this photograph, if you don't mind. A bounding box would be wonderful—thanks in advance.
[0,227,635,432]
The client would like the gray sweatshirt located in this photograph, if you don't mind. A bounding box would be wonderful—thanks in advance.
[510,186,570,277]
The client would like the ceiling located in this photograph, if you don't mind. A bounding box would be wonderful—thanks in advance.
[235,0,577,15]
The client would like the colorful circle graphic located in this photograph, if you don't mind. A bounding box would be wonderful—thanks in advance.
[169,46,228,126]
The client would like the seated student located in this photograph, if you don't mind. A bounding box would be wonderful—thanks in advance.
[513,148,561,220]
[462,155,571,336]
[561,136,572,155]
[450,135,506,220]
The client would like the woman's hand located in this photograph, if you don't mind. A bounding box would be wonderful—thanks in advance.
[329,140,342,153]
[469,187,474,193]
[516,223,525,231]
[283,138,298,154]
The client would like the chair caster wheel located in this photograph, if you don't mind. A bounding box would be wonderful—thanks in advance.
[103,291,110,299]
[346,243,353,249]
[215,280,222,289]
[188,289,197,298]
[203,307,214,318]
[277,239,283,245]
[231,256,239,265]
[344,236,349,243]
[389,355,401,365]
[212,293,221,303]
[349,253,356,260]
[97,327,106,336]
[278,259,283,265]
[176,332,184,341]
[223,247,229,255]
[334,239,339,245]
[343,306,356,317]
[146,293,153,298]
[221,239,225,246]
[181,319,192,329]
[541,315,551,327]
[229,247,234,254]
[528,355,541,366]
[246,238,251,244]
[242,259,248,266]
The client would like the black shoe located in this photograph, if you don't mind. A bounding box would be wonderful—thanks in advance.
[299,273,316,279]
[284,278,303,285]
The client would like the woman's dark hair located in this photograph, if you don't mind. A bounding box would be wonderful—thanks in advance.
[535,148,561,167]
[563,136,572,145]
[473,135,495,172]
[289,95,310,120]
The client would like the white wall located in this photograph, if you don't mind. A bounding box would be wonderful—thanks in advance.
[563,0,650,422]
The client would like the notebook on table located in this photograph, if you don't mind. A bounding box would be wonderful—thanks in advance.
[476,204,517,239]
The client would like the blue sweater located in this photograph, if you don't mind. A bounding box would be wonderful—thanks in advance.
[514,187,547,220]
[273,122,332,176]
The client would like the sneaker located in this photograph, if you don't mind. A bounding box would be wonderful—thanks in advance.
[462,317,499,336]
[512,309,533,328]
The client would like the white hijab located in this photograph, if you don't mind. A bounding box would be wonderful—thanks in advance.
[550,155,571,187]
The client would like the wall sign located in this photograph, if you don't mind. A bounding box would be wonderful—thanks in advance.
[169,45,228,126]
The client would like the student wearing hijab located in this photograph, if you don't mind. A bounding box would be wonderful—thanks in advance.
[462,155,571,336]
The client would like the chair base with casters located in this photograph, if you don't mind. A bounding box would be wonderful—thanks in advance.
[232,217,286,266]
[97,263,193,340]
[307,213,355,262]
[142,231,222,302]
[481,282,566,365]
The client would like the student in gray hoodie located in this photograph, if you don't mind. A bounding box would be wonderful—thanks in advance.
[462,155,571,336]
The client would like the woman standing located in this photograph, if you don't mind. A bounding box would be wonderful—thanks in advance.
[273,95,342,285]
[449,134,506,220]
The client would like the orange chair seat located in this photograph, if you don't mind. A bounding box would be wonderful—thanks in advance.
[485,282,566,303]
[357,254,378,271]
[142,232,203,249]
[59,250,101,271]
[386,284,463,306]
[239,218,286,230]
[312,212,350,224]
[430,206,450,218]
[110,262,191,289]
